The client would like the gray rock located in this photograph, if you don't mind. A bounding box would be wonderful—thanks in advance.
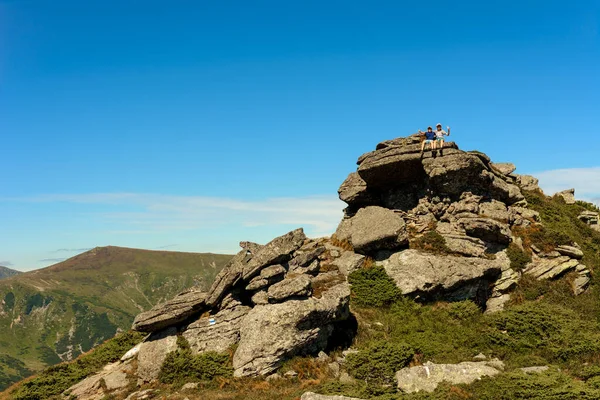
[556,189,576,204]
[441,234,488,258]
[183,304,251,354]
[331,251,365,276]
[125,389,156,400]
[509,206,541,227]
[289,247,326,273]
[132,289,208,332]
[395,360,503,393]
[338,172,376,207]
[206,249,253,307]
[328,361,341,377]
[266,372,283,381]
[317,350,331,363]
[181,382,199,390]
[284,370,298,378]
[491,162,516,175]
[479,200,510,222]
[251,290,269,305]
[103,370,129,391]
[579,210,600,231]
[515,174,542,192]
[520,366,550,374]
[556,245,584,259]
[335,206,408,254]
[233,283,351,377]
[261,264,287,280]
[65,361,134,400]
[459,217,511,244]
[378,250,505,301]
[573,269,591,296]
[525,256,580,280]
[246,277,270,291]
[301,393,364,400]
[242,228,307,280]
[339,371,355,384]
[268,274,313,302]
[137,327,178,383]
[485,253,519,313]
[473,353,487,361]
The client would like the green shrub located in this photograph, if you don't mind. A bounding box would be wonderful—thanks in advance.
[346,340,414,385]
[348,266,401,307]
[159,336,232,385]
[447,300,480,320]
[11,331,144,400]
[506,243,531,272]
[410,231,452,254]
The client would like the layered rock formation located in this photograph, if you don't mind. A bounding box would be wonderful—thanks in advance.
[63,133,596,399]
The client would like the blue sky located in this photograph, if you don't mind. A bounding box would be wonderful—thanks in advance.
[1,0,599,271]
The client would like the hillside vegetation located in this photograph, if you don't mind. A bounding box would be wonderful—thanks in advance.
[0,246,232,391]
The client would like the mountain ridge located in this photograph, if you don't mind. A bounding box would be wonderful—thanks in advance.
[0,267,20,281]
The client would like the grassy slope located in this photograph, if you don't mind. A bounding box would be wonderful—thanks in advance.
[0,246,232,391]
[0,268,21,281]
[5,194,600,400]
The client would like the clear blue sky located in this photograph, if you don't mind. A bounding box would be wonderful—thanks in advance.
[1,0,599,270]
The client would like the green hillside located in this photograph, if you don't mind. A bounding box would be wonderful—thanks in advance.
[0,246,232,391]
[0,268,20,281]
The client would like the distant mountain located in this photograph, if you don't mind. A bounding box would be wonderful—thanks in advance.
[0,267,20,280]
[0,246,232,391]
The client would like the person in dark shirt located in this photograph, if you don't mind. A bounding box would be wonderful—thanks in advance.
[418,126,437,156]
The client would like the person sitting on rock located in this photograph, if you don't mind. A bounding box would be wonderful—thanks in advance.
[418,126,437,155]
[435,123,450,148]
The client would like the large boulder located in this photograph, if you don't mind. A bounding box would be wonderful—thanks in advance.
[579,210,600,232]
[232,283,351,377]
[136,327,178,383]
[267,274,313,302]
[335,206,408,254]
[525,256,580,280]
[378,250,505,302]
[395,360,503,393]
[491,162,516,176]
[555,188,576,204]
[132,289,207,332]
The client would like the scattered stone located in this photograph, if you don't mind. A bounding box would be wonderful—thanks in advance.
[317,351,331,363]
[328,361,341,377]
[266,372,283,381]
[520,366,550,374]
[556,245,584,259]
[335,206,408,254]
[473,353,487,361]
[395,360,503,393]
[284,370,298,378]
[339,372,356,384]
[121,342,143,362]
[125,389,156,400]
[525,256,580,280]
[181,382,199,390]
[301,392,364,400]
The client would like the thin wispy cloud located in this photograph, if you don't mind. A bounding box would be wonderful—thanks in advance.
[0,261,13,266]
[535,167,600,205]
[11,193,345,238]
[38,258,66,263]
[53,248,93,253]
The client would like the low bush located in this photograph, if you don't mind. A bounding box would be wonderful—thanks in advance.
[348,266,401,307]
[410,231,452,254]
[346,340,414,385]
[506,243,531,272]
[159,336,232,385]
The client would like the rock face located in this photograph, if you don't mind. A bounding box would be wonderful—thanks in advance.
[378,250,505,303]
[579,210,600,232]
[556,188,576,204]
[395,360,504,393]
[132,289,207,332]
[233,283,350,377]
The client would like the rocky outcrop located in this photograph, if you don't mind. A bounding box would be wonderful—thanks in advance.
[233,283,350,377]
[579,210,600,232]
[378,250,506,303]
[515,174,541,192]
[395,360,504,393]
[555,189,576,204]
[491,162,516,176]
[524,251,591,296]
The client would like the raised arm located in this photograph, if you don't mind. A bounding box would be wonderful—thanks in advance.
[447,126,451,136]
